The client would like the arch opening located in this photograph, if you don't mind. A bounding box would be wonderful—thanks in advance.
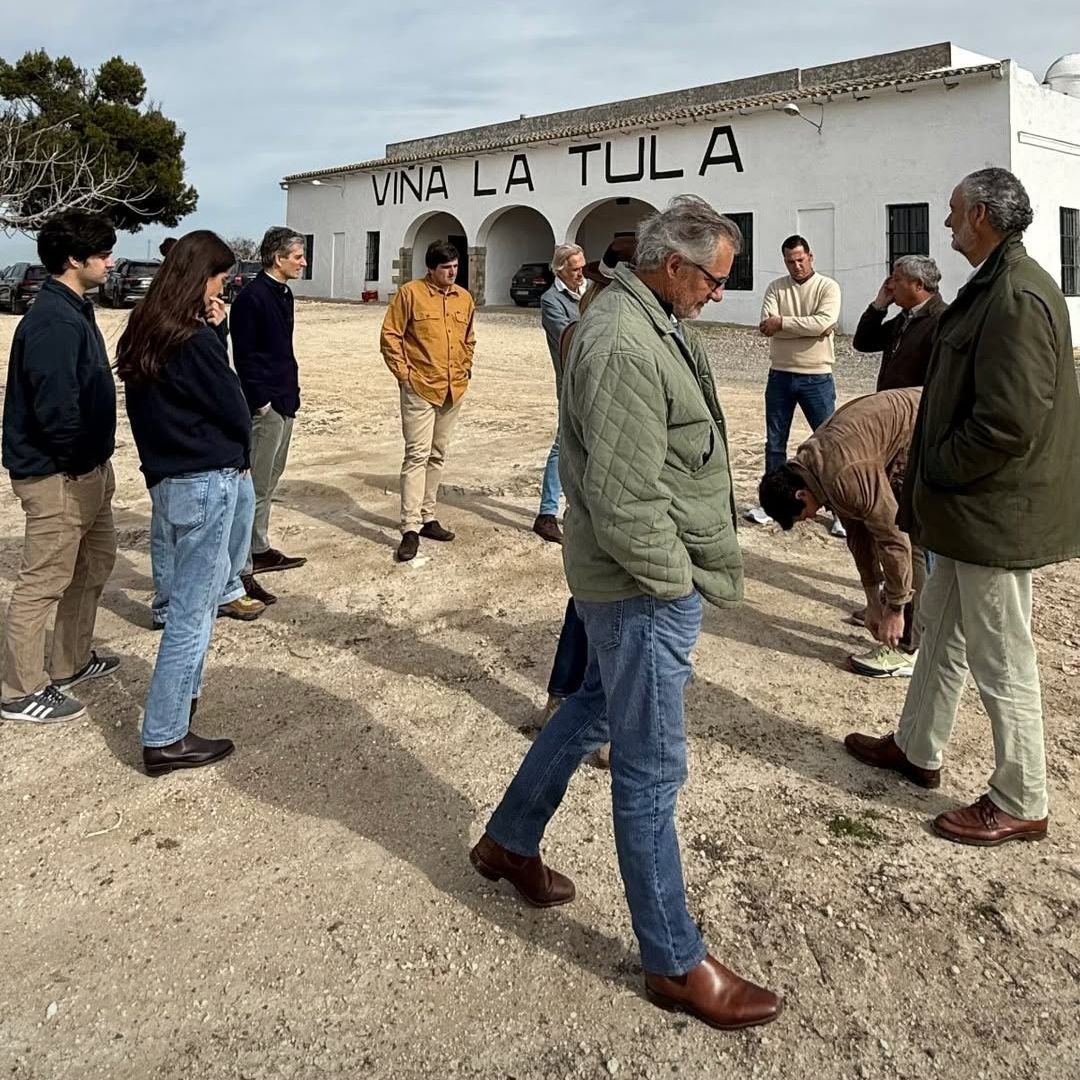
[480,205,557,307]
[408,211,469,290]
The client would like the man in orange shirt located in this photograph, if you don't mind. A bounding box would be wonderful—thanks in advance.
[380,241,476,562]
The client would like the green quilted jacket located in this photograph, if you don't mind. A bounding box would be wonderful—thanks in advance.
[558,265,743,607]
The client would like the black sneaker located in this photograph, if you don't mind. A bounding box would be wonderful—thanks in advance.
[52,651,120,692]
[1,685,87,723]
[397,531,420,561]
[419,520,455,542]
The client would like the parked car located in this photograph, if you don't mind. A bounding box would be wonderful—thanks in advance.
[510,262,554,306]
[223,260,262,302]
[99,258,162,307]
[0,262,48,314]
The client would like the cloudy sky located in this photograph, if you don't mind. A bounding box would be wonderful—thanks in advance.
[2,0,1077,262]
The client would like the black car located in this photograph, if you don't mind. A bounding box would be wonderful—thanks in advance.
[224,260,262,302]
[99,258,162,307]
[510,263,554,306]
[0,262,48,314]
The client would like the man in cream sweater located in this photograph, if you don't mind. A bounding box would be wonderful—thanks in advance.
[745,234,842,532]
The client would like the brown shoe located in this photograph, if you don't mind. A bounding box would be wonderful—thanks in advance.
[469,833,575,908]
[251,548,307,573]
[217,596,266,621]
[536,693,563,730]
[419,520,455,542]
[932,794,1048,847]
[242,574,277,606]
[645,955,782,1030]
[588,743,611,770]
[533,514,563,544]
[844,731,941,789]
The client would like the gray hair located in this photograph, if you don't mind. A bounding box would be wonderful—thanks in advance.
[958,168,1034,236]
[260,226,306,269]
[551,242,584,274]
[635,194,742,272]
[892,254,941,293]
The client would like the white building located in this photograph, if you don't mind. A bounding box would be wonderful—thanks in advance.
[283,42,1080,333]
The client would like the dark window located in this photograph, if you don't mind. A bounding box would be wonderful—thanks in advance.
[25,265,48,281]
[303,234,314,280]
[126,262,160,277]
[1061,207,1080,296]
[365,231,380,281]
[726,212,753,291]
[887,203,930,269]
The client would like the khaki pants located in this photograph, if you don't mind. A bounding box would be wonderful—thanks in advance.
[399,382,463,534]
[246,407,293,571]
[895,555,1047,819]
[1,464,117,700]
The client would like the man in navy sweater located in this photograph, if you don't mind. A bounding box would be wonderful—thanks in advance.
[229,226,308,605]
[1,212,121,724]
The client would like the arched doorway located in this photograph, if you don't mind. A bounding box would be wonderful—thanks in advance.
[407,211,469,290]
[477,206,557,307]
[569,197,658,262]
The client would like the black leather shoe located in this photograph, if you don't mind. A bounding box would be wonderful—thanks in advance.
[143,731,235,776]
[242,573,277,605]
[419,520,455,542]
[397,531,420,561]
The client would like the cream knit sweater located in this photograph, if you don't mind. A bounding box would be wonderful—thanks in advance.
[760,273,842,374]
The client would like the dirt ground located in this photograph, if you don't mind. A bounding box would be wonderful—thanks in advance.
[1,301,1078,1080]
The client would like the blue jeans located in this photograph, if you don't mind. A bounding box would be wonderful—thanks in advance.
[547,597,588,697]
[150,473,254,626]
[539,428,562,516]
[764,370,836,473]
[142,470,252,748]
[488,591,706,976]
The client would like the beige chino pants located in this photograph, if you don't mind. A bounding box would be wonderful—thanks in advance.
[1,464,117,700]
[398,382,463,534]
[894,555,1047,820]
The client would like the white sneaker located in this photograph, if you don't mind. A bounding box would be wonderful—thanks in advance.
[743,505,773,525]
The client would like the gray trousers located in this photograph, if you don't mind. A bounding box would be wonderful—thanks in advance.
[245,407,293,573]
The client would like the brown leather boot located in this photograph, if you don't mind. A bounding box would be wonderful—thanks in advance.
[645,955,782,1030]
[844,731,941,788]
[532,514,563,544]
[932,795,1047,847]
[242,573,277,606]
[469,834,575,908]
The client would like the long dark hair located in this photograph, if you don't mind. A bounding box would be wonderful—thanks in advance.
[116,230,235,384]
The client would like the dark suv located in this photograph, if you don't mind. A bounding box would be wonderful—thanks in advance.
[224,261,262,302]
[510,263,554,306]
[99,258,162,307]
[0,262,48,314]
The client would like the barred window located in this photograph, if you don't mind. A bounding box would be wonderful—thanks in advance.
[1061,208,1080,296]
[725,212,753,291]
[887,204,929,269]
[365,231,380,282]
[302,234,314,280]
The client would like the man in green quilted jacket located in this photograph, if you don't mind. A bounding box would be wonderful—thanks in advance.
[470,196,781,1031]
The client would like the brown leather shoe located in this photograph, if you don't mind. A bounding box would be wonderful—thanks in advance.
[844,731,941,789]
[469,833,575,908]
[932,794,1048,847]
[532,514,563,544]
[217,596,265,621]
[242,573,277,606]
[419,520,455,542]
[251,548,307,573]
[645,955,782,1030]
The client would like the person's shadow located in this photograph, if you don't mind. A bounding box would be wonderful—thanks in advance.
[278,478,398,550]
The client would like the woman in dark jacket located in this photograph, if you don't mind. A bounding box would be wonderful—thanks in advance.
[116,231,253,775]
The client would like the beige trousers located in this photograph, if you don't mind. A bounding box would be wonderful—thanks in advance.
[1,464,117,699]
[398,382,463,534]
[895,555,1047,819]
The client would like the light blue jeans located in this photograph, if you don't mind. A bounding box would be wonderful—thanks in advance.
[539,429,561,517]
[142,470,253,748]
[487,591,706,976]
[150,472,254,627]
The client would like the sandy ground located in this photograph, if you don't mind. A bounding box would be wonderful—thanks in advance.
[1,301,1078,1080]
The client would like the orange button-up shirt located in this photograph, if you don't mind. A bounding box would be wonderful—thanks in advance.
[380,277,476,405]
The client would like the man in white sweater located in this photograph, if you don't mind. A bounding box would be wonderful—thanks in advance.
[746,234,842,531]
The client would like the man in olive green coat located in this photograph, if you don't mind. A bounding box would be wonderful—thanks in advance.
[470,196,780,1032]
[847,168,1080,847]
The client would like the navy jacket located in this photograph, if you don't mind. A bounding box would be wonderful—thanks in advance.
[229,271,301,417]
[2,278,116,478]
[124,325,252,489]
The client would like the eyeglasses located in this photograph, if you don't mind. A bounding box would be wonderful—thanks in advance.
[689,261,728,293]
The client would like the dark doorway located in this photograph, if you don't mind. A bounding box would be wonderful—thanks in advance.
[448,234,469,291]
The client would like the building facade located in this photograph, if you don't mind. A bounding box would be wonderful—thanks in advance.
[283,43,1080,333]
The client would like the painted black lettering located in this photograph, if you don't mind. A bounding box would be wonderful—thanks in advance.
[505,154,534,193]
[568,143,602,186]
[393,172,400,204]
[372,173,391,207]
[473,160,497,197]
[605,138,645,183]
[426,165,448,200]
[649,135,684,180]
[400,167,423,202]
[698,125,744,175]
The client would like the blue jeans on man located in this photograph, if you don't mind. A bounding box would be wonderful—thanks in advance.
[142,470,254,748]
[547,596,587,698]
[539,429,562,517]
[764,369,836,473]
[487,591,706,975]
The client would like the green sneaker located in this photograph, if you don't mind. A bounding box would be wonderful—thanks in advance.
[850,645,917,678]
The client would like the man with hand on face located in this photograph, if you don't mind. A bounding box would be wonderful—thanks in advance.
[534,242,587,544]
[381,240,476,563]
[471,196,781,1032]
[745,235,842,532]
